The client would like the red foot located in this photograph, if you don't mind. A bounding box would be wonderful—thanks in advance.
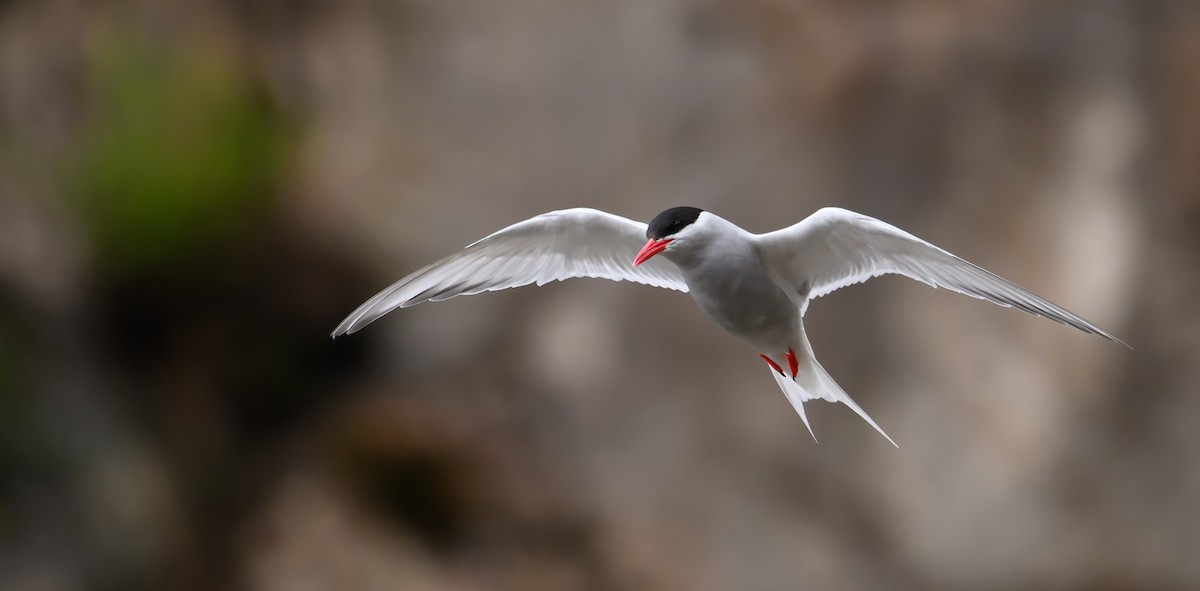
[759,354,784,375]
[786,348,799,379]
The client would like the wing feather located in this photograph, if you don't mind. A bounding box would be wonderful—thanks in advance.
[332,208,688,337]
[758,207,1125,345]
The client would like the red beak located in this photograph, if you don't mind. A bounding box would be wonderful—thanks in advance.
[633,238,672,266]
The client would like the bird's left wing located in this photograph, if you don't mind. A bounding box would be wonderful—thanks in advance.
[332,208,688,337]
[757,207,1124,344]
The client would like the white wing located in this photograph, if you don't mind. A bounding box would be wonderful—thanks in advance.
[332,208,688,337]
[758,207,1124,344]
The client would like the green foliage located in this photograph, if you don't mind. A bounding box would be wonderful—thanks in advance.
[74,31,290,274]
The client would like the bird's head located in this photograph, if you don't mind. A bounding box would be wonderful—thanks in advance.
[634,206,705,266]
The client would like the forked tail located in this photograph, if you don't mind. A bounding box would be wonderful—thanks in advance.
[768,347,897,448]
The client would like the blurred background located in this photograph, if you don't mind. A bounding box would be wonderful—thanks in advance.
[1,0,1197,589]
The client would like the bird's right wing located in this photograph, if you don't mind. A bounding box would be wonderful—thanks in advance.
[757,207,1124,344]
[332,208,688,337]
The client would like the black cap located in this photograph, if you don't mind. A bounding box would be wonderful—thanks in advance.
[647,207,703,240]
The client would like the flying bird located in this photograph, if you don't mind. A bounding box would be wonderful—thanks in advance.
[333,207,1124,446]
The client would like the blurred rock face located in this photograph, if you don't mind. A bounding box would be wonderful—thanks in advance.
[0,1,1196,590]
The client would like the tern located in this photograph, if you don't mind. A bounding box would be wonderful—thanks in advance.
[333,207,1123,446]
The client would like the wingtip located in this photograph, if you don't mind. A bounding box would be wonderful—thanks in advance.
[329,320,355,339]
[1091,326,1131,350]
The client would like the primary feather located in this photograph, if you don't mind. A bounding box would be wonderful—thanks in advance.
[757,207,1125,345]
[332,208,687,337]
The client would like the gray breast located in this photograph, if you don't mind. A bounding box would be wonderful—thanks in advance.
[682,247,799,345]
